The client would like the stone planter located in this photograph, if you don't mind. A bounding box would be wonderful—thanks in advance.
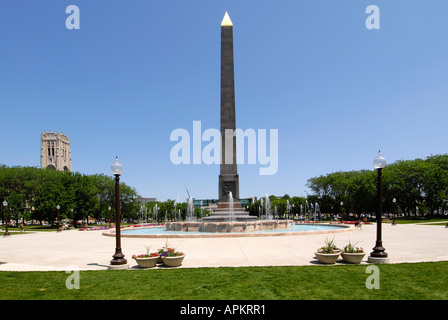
[162,254,186,267]
[341,252,366,264]
[315,252,340,264]
[135,256,159,268]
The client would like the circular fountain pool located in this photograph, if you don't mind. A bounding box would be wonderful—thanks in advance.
[103,223,351,238]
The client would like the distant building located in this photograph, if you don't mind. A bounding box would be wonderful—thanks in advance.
[193,198,256,208]
[40,132,71,172]
[137,198,157,205]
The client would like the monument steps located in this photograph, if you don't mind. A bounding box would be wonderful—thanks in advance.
[202,200,256,222]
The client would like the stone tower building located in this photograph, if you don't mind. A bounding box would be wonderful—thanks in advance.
[40,132,71,171]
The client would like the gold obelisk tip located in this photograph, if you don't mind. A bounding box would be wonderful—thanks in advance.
[221,12,233,26]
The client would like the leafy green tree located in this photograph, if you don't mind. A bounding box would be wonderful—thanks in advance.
[307,154,448,218]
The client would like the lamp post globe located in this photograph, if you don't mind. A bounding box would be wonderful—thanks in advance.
[373,150,387,170]
[369,150,389,261]
[111,156,123,176]
[2,200,10,237]
[109,157,127,267]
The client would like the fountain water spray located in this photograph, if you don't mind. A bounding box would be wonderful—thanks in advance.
[153,204,159,224]
[229,191,235,222]
[315,203,320,222]
[265,194,273,220]
[187,197,194,222]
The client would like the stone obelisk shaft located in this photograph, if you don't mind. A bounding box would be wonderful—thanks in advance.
[219,12,239,202]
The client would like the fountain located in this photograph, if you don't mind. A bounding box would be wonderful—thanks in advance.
[265,194,272,220]
[153,204,159,224]
[162,191,297,233]
[315,203,321,221]
[187,197,194,222]
[228,191,235,222]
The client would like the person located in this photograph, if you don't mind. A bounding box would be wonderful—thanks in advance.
[355,220,362,230]
[20,223,24,232]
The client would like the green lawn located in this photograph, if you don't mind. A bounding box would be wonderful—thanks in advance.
[0,261,447,300]
[393,218,448,225]
[1,225,63,234]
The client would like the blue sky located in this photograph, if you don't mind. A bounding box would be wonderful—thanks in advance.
[1,1,447,201]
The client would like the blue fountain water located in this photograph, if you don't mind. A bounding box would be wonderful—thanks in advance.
[121,223,347,236]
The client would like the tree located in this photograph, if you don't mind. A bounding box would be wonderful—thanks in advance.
[307,154,448,218]
[0,165,141,227]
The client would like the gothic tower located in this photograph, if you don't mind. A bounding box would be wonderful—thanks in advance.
[40,132,71,172]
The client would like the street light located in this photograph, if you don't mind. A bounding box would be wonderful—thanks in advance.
[369,150,389,262]
[56,204,62,232]
[340,201,344,220]
[2,200,10,237]
[392,198,397,225]
[109,156,127,267]
[108,206,112,228]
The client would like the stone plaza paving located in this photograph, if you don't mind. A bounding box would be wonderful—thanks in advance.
[0,222,447,271]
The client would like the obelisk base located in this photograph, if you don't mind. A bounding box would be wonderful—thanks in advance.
[218,174,239,202]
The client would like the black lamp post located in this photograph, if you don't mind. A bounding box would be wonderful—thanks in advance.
[392,198,397,225]
[340,201,344,221]
[2,201,10,237]
[108,206,112,228]
[110,157,127,266]
[370,151,388,259]
[56,204,62,232]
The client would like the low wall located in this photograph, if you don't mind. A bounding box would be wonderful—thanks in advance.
[165,220,294,233]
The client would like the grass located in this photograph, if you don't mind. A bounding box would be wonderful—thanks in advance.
[1,225,62,234]
[394,218,448,225]
[0,261,447,300]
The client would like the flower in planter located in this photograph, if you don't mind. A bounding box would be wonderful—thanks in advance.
[132,252,159,259]
[343,240,364,253]
[319,236,339,253]
[158,247,184,257]
[132,245,159,259]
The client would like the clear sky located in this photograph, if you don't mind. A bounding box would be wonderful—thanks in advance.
[1,1,447,202]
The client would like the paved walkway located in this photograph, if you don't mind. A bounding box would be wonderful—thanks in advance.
[0,223,447,271]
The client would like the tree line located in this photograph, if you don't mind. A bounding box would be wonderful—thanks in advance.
[0,165,139,227]
[305,154,448,217]
[2,153,446,227]
[0,165,206,227]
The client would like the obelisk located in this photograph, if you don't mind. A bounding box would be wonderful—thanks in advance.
[219,12,240,203]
